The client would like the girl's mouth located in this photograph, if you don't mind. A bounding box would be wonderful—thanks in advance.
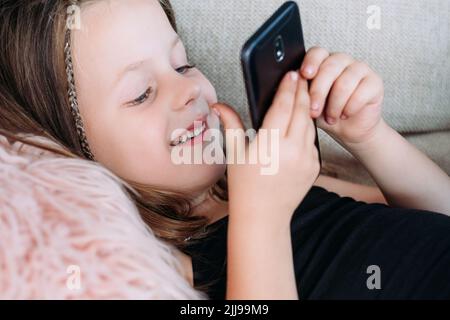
[170,117,208,147]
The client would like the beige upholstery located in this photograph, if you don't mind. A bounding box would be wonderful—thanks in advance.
[171,0,450,185]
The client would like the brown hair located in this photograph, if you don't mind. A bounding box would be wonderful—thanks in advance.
[0,0,228,250]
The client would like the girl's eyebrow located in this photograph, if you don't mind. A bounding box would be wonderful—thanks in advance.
[114,34,181,86]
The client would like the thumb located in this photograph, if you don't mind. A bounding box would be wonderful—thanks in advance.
[212,102,245,131]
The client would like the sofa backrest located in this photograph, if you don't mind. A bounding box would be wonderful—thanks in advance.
[171,0,450,134]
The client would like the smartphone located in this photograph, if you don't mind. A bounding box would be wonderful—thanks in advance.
[241,1,321,166]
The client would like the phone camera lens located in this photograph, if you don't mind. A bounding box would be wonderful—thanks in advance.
[274,35,285,62]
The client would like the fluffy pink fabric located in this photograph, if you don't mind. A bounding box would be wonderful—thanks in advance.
[0,134,204,299]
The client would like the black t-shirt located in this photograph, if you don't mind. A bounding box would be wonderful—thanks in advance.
[184,186,450,299]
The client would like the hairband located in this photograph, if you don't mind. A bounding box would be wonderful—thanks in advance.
[64,0,96,161]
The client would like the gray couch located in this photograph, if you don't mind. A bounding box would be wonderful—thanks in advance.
[172,0,450,185]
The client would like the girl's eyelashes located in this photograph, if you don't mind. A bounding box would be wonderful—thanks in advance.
[127,64,197,107]
[129,87,153,106]
[176,63,196,74]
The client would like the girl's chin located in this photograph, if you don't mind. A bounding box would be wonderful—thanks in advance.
[177,163,226,192]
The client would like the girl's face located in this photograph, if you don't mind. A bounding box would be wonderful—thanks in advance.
[72,0,226,196]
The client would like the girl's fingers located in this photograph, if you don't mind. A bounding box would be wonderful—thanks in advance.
[300,47,330,79]
[326,61,370,123]
[261,71,299,136]
[287,76,314,140]
[309,53,354,118]
[342,75,384,117]
[212,102,246,155]
[212,102,245,131]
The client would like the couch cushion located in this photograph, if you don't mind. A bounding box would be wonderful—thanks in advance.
[318,130,450,186]
[172,0,450,182]
[172,0,450,133]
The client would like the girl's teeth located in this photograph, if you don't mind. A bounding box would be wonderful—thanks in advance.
[172,123,206,146]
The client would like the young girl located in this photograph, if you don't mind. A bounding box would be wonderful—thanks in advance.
[0,0,449,299]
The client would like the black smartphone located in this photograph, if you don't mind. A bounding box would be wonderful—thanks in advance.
[241,1,321,166]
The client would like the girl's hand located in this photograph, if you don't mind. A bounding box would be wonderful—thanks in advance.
[213,72,320,229]
[300,47,385,146]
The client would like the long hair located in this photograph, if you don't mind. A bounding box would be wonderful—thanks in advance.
[0,0,228,250]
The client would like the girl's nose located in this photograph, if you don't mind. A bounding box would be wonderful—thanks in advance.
[171,77,201,111]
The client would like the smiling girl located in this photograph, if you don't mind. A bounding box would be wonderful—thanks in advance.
[1,0,449,300]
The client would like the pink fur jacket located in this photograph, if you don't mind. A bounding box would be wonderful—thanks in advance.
[0,134,204,299]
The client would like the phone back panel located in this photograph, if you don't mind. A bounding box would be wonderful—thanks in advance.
[241,1,321,165]
[241,1,305,129]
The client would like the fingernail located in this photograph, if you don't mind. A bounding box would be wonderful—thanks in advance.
[311,102,320,110]
[303,66,314,76]
[290,71,299,81]
[327,116,336,125]
[213,107,221,117]
[340,114,348,120]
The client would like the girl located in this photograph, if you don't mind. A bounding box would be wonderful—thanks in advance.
[0,0,449,299]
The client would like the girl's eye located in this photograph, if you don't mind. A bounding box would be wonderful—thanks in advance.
[127,64,196,107]
[129,87,152,106]
[176,63,196,74]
